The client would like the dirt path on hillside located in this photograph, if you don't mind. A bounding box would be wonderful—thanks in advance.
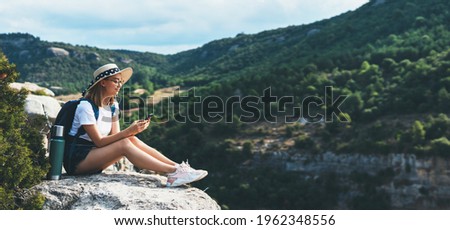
[147,86,183,105]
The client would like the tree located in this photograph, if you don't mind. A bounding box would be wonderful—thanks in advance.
[344,92,364,120]
[411,120,426,145]
[430,137,450,156]
[0,52,48,209]
[437,87,450,111]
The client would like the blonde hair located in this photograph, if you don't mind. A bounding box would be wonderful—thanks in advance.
[84,80,115,107]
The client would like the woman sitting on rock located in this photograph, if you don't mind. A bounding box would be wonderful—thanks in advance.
[63,63,207,187]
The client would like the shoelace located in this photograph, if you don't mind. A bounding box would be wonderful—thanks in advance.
[168,161,191,175]
[179,160,197,172]
[181,160,190,167]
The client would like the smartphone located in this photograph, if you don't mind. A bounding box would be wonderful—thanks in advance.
[146,113,154,120]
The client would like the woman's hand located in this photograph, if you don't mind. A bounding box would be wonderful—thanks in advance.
[125,119,150,136]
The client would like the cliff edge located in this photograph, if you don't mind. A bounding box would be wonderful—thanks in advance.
[30,171,220,210]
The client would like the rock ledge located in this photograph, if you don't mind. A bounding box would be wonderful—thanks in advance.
[31,171,220,210]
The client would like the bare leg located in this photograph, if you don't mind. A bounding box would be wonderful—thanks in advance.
[129,136,177,166]
[75,138,176,175]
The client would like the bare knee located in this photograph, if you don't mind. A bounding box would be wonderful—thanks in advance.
[129,136,138,144]
[117,138,134,153]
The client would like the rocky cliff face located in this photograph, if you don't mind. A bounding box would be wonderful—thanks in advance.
[256,151,450,209]
[30,171,220,210]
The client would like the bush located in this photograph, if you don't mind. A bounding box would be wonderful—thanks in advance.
[430,137,450,156]
[294,134,315,150]
[0,52,48,209]
[242,141,253,156]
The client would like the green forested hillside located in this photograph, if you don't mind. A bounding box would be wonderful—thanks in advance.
[142,0,450,209]
[1,0,450,209]
[166,0,450,87]
[0,33,171,94]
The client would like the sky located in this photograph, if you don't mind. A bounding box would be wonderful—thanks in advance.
[0,0,369,55]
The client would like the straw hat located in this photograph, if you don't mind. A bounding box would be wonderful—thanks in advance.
[82,63,132,96]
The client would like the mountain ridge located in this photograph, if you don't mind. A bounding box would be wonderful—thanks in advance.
[0,0,398,93]
[2,0,450,209]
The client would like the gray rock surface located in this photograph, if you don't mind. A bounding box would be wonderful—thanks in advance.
[10,82,55,96]
[47,47,70,57]
[25,94,61,119]
[31,171,220,210]
[256,150,450,209]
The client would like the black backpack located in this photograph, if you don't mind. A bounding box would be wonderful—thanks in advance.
[53,98,116,141]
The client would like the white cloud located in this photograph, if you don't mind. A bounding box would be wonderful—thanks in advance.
[0,0,369,54]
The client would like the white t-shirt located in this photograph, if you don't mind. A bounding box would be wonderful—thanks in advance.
[69,100,119,142]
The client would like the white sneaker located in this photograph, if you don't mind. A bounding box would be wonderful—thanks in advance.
[180,161,208,181]
[166,161,208,187]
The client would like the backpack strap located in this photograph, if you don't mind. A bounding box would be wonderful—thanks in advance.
[111,103,116,117]
[73,98,99,139]
[72,99,116,139]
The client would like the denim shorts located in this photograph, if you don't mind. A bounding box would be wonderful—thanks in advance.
[63,137,98,175]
